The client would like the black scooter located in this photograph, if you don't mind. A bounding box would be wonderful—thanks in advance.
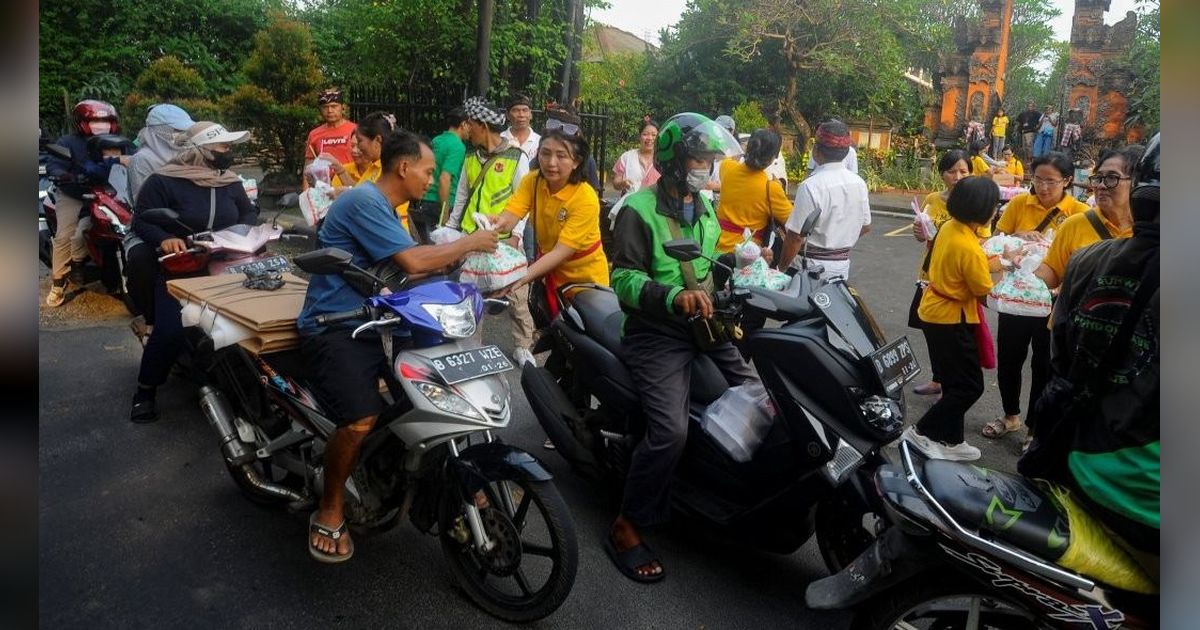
[521,217,923,572]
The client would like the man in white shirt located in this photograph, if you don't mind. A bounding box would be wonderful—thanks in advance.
[500,93,541,161]
[781,120,871,281]
[807,143,858,174]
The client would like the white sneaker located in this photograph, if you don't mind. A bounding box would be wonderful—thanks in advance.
[900,426,981,461]
[513,347,536,368]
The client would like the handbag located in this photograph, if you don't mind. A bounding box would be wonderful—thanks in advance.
[974,302,997,369]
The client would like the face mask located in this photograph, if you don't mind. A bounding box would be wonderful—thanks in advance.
[206,149,235,171]
[88,121,112,135]
[685,168,710,193]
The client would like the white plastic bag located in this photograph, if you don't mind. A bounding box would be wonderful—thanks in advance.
[430,226,463,244]
[298,186,334,226]
[733,227,762,268]
[305,158,332,188]
[987,240,1052,317]
[458,214,528,292]
[912,196,937,241]
[700,381,777,463]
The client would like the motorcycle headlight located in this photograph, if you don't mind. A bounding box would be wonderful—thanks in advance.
[415,382,484,420]
[422,298,477,338]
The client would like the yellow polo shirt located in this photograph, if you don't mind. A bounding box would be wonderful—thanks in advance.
[334,161,367,188]
[918,219,994,325]
[996,192,1087,236]
[715,159,793,253]
[992,115,1009,137]
[355,160,411,228]
[504,172,610,289]
[918,192,991,282]
[971,155,991,176]
[1005,158,1024,178]
[1042,210,1134,279]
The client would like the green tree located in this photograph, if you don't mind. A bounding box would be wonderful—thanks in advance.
[578,52,652,169]
[38,0,276,130]
[222,14,325,180]
[123,57,222,137]
[731,101,768,133]
[1125,0,1159,131]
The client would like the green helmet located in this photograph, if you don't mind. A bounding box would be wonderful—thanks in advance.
[654,112,743,171]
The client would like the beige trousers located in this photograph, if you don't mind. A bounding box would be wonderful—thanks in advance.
[51,194,89,281]
[507,283,536,350]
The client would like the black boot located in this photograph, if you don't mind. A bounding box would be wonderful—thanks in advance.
[130,386,159,424]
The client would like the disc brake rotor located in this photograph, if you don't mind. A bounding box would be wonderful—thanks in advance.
[477,507,522,576]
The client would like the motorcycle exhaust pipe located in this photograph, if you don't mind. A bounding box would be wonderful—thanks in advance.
[198,385,304,503]
[198,386,255,465]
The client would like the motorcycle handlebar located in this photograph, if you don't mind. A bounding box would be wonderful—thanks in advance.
[314,306,370,327]
[157,246,206,263]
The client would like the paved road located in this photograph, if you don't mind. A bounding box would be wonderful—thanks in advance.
[39,213,1031,628]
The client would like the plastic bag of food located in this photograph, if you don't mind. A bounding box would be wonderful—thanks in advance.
[305,158,332,188]
[430,226,463,244]
[731,257,790,291]
[734,228,762,268]
[700,381,777,463]
[458,214,528,292]
[913,197,937,241]
[987,241,1052,317]
[298,186,334,226]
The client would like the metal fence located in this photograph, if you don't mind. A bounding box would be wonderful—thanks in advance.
[344,84,611,189]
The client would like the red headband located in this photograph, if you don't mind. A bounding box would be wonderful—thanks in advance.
[816,128,852,149]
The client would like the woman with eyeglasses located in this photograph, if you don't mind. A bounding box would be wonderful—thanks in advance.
[979,151,1088,443]
[1033,146,1142,290]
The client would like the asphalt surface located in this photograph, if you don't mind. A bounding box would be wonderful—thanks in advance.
[39,213,1032,628]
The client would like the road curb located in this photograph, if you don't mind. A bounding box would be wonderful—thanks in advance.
[870,209,915,220]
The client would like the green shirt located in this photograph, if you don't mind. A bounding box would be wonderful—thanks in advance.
[424,130,466,203]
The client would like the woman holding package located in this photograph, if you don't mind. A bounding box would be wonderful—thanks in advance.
[901,176,1000,461]
[323,111,412,232]
[980,151,1088,441]
[909,149,981,397]
[492,120,610,316]
[713,129,793,273]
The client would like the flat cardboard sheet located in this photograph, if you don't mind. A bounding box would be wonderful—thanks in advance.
[167,273,308,353]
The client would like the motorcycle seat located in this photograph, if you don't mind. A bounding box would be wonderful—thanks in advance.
[923,460,1070,563]
[569,288,729,406]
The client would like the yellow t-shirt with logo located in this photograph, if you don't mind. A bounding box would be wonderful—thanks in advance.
[995,192,1087,236]
[1042,210,1134,279]
[992,115,1009,138]
[504,172,609,289]
[715,159,793,253]
[1005,157,1024,178]
[971,155,991,176]
[918,219,994,325]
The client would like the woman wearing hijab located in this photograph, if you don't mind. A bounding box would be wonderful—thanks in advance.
[127,104,196,200]
[127,121,258,423]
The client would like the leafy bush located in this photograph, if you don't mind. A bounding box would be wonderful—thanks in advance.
[578,53,652,172]
[222,14,324,180]
[731,101,769,134]
[122,57,220,137]
[859,142,940,192]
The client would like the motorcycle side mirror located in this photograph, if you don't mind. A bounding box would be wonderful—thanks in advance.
[278,192,300,209]
[662,239,703,262]
[294,247,353,275]
[46,144,71,160]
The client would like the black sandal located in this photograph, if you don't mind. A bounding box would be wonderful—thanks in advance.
[309,512,354,563]
[130,398,159,424]
[604,535,664,583]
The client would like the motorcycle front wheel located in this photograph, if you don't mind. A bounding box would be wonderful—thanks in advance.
[438,476,578,623]
[852,570,1043,630]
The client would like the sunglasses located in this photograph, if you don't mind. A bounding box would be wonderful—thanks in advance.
[1087,173,1132,189]
[544,117,581,137]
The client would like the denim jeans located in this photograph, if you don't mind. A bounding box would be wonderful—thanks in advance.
[1033,132,1054,158]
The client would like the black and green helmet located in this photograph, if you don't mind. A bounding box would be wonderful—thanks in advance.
[654,112,743,170]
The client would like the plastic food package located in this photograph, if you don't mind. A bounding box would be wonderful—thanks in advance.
[239,176,258,202]
[984,236,1052,317]
[731,257,790,291]
[912,197,937,241]
[734,228,762,268]
[700,382,778,463]
[305,158,332,188]
[458,214,528,292]
[298,186,334,226]
[430,226,463,244]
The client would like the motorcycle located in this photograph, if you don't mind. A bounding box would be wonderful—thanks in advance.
[41,136,136,311]
[804,440,1159,629]
[521,210,920,572]
[167,244,578,623]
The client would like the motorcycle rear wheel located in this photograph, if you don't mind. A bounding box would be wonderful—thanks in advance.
[438,477,578,623]
[851,570,1042,630]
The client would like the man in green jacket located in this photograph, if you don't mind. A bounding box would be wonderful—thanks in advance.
[605,112,756,582]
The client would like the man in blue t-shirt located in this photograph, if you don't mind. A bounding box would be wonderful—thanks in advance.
[299,130,497,563]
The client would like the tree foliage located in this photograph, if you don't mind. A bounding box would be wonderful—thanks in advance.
[222,14,325,179]
[123,57,222,137]
[1124,0,1159,131]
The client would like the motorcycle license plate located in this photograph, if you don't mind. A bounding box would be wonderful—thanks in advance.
[225,254,291,275]
[430,345,513,384]
[869,336,921,394]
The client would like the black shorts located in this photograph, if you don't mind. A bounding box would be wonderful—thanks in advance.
[301,328,391,425]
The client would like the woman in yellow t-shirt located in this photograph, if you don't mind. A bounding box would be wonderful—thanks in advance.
[714,129,792,257]
[902,176,1000,461]
[982,151,1088,442]
[334,112,412,232]
[493,127,609,317]
[329,139,371,188]
[990,107,1009,157]
[969,141,993,176]
[909,150,978,397]
[1032,146,1139,290]
[1001,147,1024,179]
